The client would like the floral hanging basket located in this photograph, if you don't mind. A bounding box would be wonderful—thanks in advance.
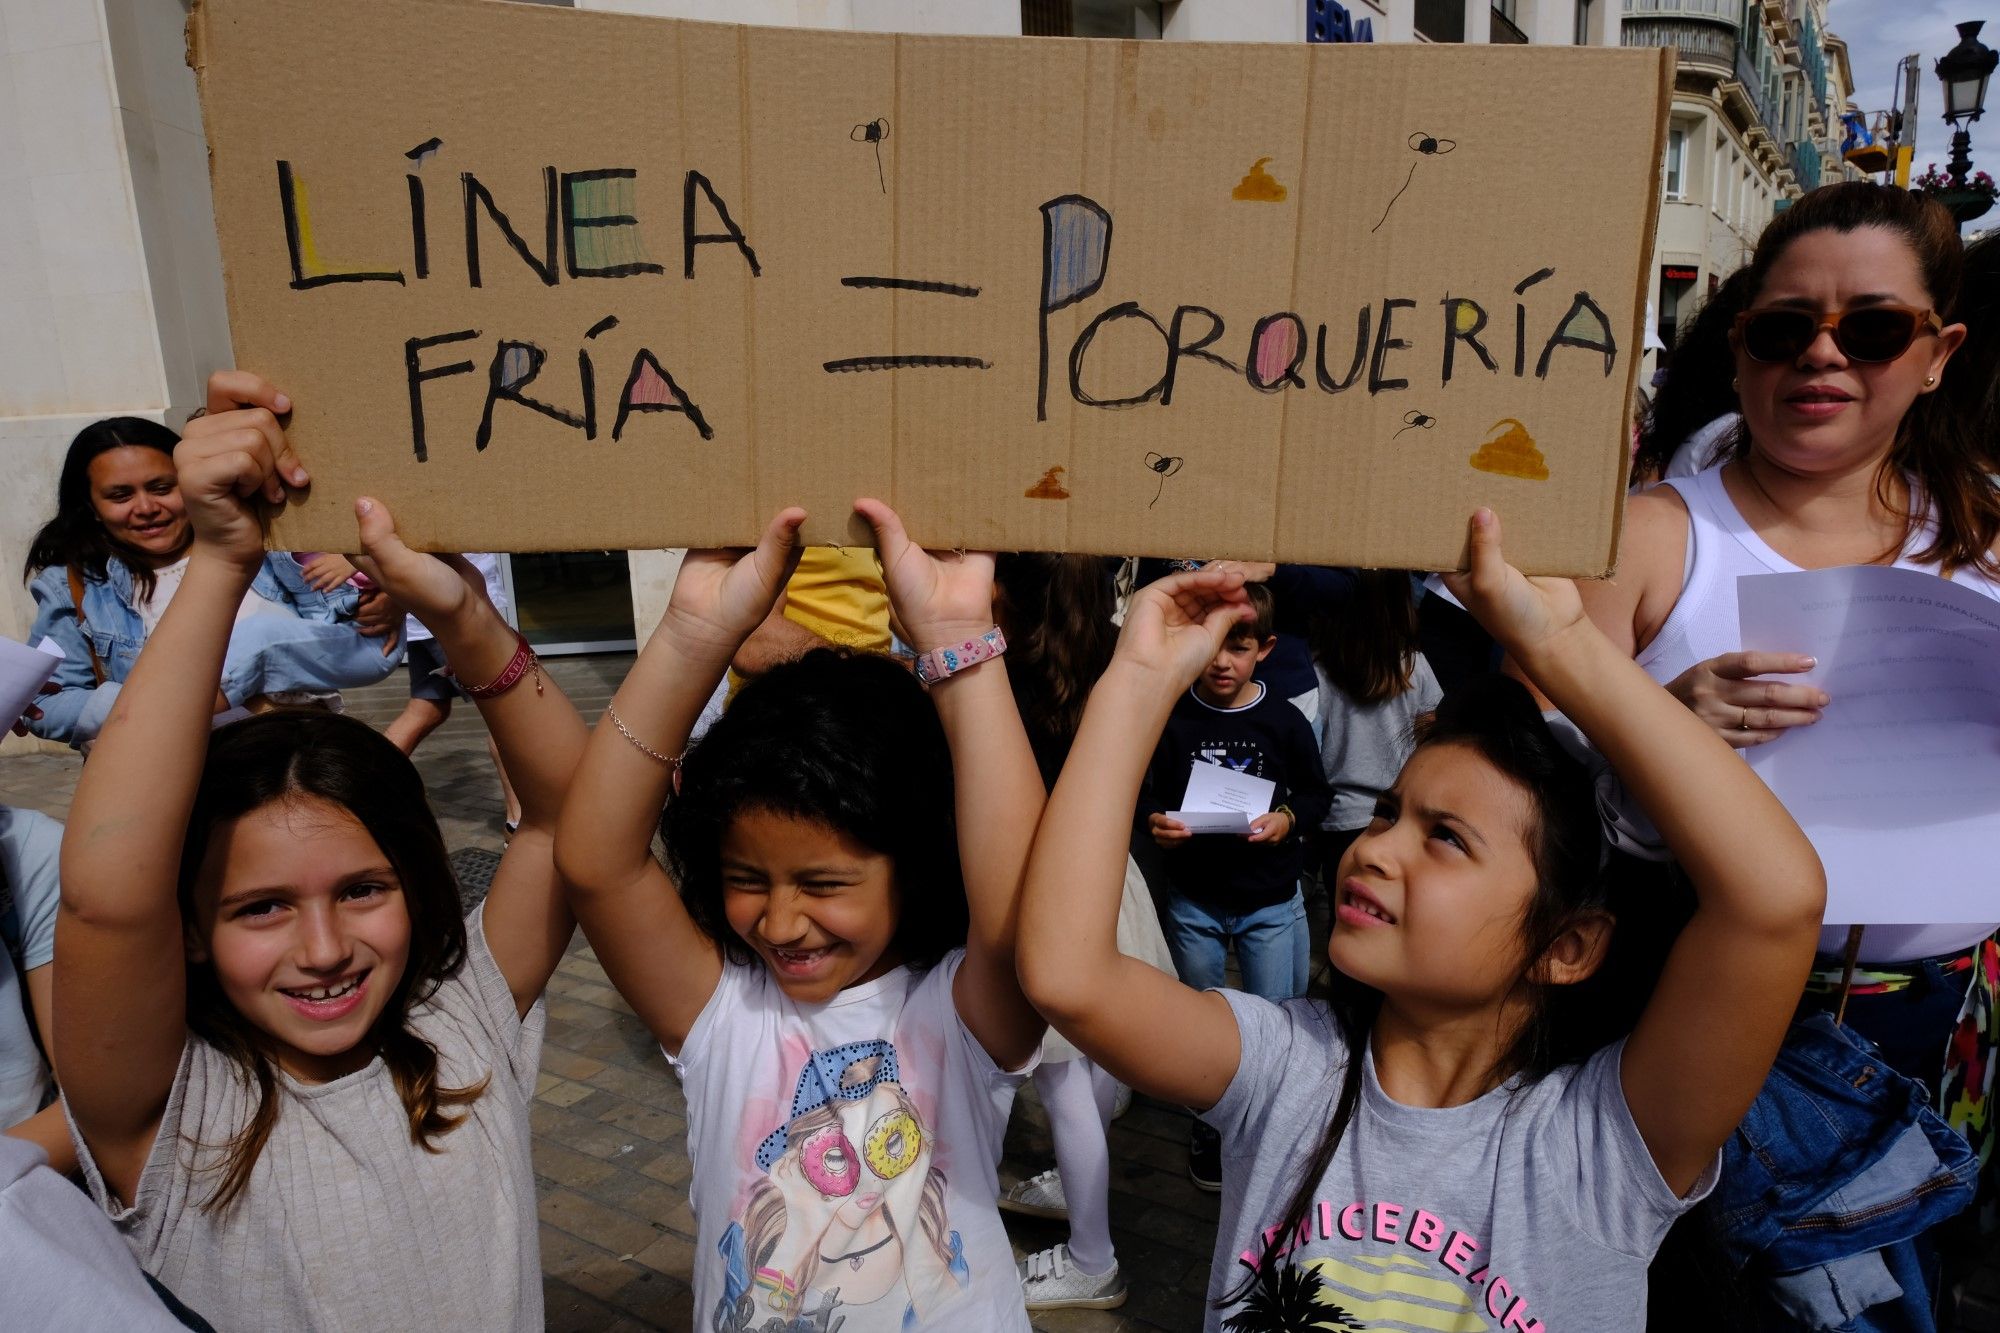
[1912,164,1996,223]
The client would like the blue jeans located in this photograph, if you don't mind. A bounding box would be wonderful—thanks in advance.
[1161,888,1308,1001]
[1709,1014,1977,1332]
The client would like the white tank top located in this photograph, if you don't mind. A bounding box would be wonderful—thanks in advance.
[1640,465,2000,965]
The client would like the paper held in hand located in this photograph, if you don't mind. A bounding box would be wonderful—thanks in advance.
[1737,565,2000,925]
[1170,760,1277,836]
[0,636,63,732]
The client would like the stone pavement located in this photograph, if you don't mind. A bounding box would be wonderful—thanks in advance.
[0,653,1223,1332]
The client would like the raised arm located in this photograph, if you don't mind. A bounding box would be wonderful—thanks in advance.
[1018,568,1255,1111]
[855,501,1046,1070]
[555,511,804,1054]
[350,500,586,1016]
[54,372,303,1202]
[1446,509,1824,1196]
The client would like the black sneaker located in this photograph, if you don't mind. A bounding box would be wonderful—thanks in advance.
[1188,1123,1222,1193]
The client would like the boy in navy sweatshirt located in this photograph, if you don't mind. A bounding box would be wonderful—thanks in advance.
[1138,582,1331,1189]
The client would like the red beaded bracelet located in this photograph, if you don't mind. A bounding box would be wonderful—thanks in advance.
[455,633,543,700]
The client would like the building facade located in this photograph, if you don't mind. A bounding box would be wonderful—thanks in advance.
[0,0,1630,755]
[1622,0,1861,367]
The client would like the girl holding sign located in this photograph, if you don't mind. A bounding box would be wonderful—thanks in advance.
[555,503,1046,1331]
[1017,511,1824,1331]
[1577,182,1999,1128]
[54,374,588,1331]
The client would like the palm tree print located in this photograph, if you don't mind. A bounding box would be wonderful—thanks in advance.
[1223,1259,1368,1333]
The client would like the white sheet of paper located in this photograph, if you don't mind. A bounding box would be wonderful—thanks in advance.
[1737,566,2000,924]
[1169,760,1277,837]
[1167,809,1255,835]
[0,636,64,731]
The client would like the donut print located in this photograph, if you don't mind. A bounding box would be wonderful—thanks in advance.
[800,1126,859,1198]
[863,1109,923,1180]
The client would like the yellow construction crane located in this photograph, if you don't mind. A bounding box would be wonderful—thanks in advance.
[1843,54,1921,186]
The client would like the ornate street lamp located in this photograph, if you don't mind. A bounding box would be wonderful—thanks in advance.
[1932,20,1996,221]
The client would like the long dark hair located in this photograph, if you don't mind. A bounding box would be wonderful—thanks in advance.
[660,648,967,970]
[1634,266,1755,482]
[1730,181,1996,576]
[993,553,1118,783]
[23,416,186,601]
[178,712,484,1211]
[1223,676,1616,1304]
[1307,571,1421,706]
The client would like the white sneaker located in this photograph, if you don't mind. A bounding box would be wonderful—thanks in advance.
[998,1167,1068,1219]
[1019,1244,1127,1311]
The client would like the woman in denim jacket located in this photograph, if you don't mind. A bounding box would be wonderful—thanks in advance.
[20,416,400,748]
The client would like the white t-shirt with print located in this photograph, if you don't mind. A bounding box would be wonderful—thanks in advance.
[669,951,1031,1332]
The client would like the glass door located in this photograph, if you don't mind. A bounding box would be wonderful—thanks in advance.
[501,552,637,655]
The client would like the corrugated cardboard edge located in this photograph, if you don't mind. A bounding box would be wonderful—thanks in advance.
[1598,44,1679,581]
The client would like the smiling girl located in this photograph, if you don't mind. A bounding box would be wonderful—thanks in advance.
[556,502,1046,1331]
[54,373,588,1330]
[1019,512,1825,1330]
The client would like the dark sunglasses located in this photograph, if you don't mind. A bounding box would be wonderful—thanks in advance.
[1733,304,1943,364]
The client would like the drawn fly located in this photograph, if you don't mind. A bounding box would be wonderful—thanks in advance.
[851,118,891,193]
[1373,131,1456,234]
[1144,451,1184,508]
[1392,409,1438,439]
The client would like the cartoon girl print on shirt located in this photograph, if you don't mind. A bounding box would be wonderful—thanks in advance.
[713,1040,969,1332]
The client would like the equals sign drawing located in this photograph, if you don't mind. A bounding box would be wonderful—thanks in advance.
[824,276,992,372]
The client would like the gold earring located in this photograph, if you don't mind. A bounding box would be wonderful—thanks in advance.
[1924,374,1936,388]
[1731,376,1739,392]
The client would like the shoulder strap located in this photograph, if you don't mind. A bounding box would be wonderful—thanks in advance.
[66,566,107,687]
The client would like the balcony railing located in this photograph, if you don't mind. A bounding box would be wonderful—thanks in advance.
[1622,18,1736,74]
[1789,139,1822,190]
[1621,0,1736,16]
[1735,44,1783,133]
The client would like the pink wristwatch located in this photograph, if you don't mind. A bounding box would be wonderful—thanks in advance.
[913,628,1007,687]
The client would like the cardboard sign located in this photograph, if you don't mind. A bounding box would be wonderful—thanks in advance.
[188,0,1672,572]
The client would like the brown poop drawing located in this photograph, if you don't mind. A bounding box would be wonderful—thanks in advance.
[1231,157,1288,203]
[1025,465,1071,499]
[1469,419,1549,481]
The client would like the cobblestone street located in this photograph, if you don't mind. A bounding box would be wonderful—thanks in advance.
[0,654,1222,1331]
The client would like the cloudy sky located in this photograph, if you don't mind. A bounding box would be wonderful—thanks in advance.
[1827,0,1997,207]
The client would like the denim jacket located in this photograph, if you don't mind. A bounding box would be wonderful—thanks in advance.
[25,555,375,747]
[1710,1014,1978,1330]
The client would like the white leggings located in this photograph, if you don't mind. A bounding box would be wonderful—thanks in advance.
[1031,1056,1121,1274]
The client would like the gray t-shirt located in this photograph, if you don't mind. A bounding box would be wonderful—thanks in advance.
[1314,654,1444,831]
[1200,991,1715,1333]
[68,907,545,1332]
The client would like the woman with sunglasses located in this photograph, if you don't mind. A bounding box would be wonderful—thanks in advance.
[1574,182,1999,1310]
[1590,184,1990,757]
